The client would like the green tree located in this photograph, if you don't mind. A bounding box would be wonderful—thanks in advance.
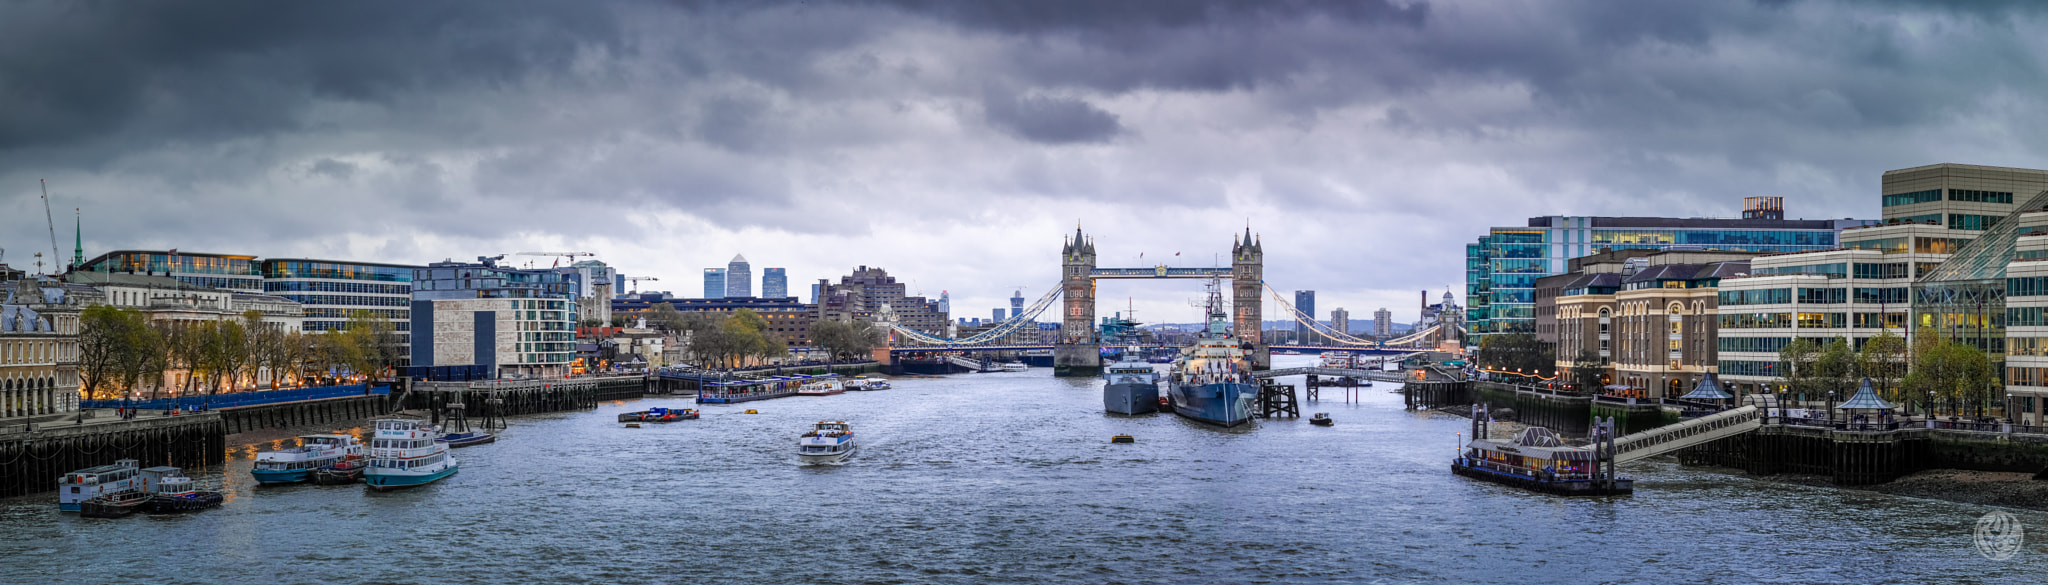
[1811,337,1858,400]
[335,310,400,385]
[1776,337,1822,399]
[1903,328,1998,417]
[1569,349,1606,392]
[1475,333,1555,379]
[1859,329,1908,401]
[808,319,881,362]
[76,305,128,400]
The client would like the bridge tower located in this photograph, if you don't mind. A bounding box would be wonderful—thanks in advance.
[1233,228,1271,369]
[1054,226,1100,376]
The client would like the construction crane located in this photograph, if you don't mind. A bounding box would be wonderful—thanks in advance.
[624,276,659,294]
[40,180,61,274]
[498,251,595,269]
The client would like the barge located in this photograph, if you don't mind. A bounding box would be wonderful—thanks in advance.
[1452,423,1632,496]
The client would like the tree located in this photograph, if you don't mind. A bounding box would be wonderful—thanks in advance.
[1859,329,1908,401]
[1903,328,1998,417]
[724,308,786,366]
[1811,337,1858,400]
[335,310,400,385]
[1475,333,1554,379]
[111,310,161,400]
[1569,349,1606,392]
[1777,337,1822,399]
[76,305,128,400]
[809,319,880,362]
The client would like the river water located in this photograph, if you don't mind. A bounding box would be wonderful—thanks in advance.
[3,355,2045,584]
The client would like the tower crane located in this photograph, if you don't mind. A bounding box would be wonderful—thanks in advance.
[624,276,659,294]
[499,251,595,268]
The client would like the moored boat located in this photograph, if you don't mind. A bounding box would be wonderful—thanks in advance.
[1310,413,1333,426]
[436,431,496,448]
[364,418,459,491]
[1451,427,1632,496]
[797,421,856,464]
[1000,361,1028,372]
[863,378,891,390]
[139,467,223,513]
[57,459,140,512]
[79,489,150,518]
[697,377,803,404]
[1103,351,1160,415]
[618,407,698,423]
[843,378,870,391]
[796,379,845,396]
[253,435,366,484]
[1166,279,1257,428]
[310,457,368,485]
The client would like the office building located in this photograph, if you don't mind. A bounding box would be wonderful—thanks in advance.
[993,308,1005,322]
[1548,250,1754,397]
[1294,290,1316,344]
[260,258,415,333]
[703,268,726,299]
[613,273,626,297]
[77,250,264,293]
[76,251,414,346]
[408,257,580,379]
[1465,199,1877,343]
[1374,307,1393,338]
[1011,290,1025,320]
[937,291,950,315]
[569,260,616,300]
[726,255,752,298]
[612,293,815,354]
[1330,308,1349,338]
[762,267,787,299]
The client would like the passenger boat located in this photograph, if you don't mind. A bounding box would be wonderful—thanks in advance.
[863,378,891,390]
[797,421,856,464]
[697,377,803,404]
[364,418,459,491]
[1000,362,1028,372]
[252,435,366,484]
[79,489,150,518]
[1310,413,1333,426]
[139,467,223,513]
[844,378,870,391]
[1166,280,1258,428]
[309,458,368,485]
[618,407,698,423]
[1102,352,1160,415]
[57,459,140,512]
[796,379,845,396]
[1451,427,1632,496]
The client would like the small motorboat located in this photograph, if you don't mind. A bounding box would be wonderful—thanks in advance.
[79,489,150,518]
[1111,435,1135,444]
[1000,362,1028,372]
[1310,413,1333,426]
[139,467,223,513]
[619,407,698,423]
[437,431,497,448]
[309,457,368,485]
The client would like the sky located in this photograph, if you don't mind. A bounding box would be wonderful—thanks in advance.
[7,0,2048,328]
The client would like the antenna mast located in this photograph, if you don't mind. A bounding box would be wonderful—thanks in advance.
[40,180,61,274]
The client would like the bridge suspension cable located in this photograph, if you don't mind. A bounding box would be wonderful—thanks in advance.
[1261,283,1384,347]
[885,285,1065,346]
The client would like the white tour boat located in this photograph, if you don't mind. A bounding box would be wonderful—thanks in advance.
[797,421,857,464]
[797,379,845,396]
[253,434,367,484]
[57,459,140,512]
[1000,362,1028,372]
[364,418,459,491]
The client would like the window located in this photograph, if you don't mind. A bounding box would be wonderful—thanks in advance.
[1852,263,1908,279]
[2011,307,2048,327]
[1719,313,1792,328]
[1950,189,2014,204]
[1796,313,1847,328]
[1845,237,1908,254]
[1797,288,1847,304]
[1882,189,1942,207]
[2011,276,2048,298]
[1719,289,1791,306]
[1950,214,2002,231]
[1916,237,1973,255]
[1718,337,1791,353]
[1852,312,1906,329]
[1853,287,1908,304]
[1718,360,1780,377]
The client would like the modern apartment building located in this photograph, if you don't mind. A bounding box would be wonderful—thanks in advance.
[408,257,580,379]
[1465,199,1875,344]
[814,266,949,336]
[1373,307,1393,338]
[1294,290,1316,344]
[1330,308,1349,337]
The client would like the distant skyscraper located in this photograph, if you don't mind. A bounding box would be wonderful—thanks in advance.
[613,273,626,297]
[726,254,752,298]
[1010,289,1024,320]
[1294,290,1316,343]
[993,308,1006,322]
[703,268,726,299]
[811,283,821,304]
[1330,308,1349,338]
[762,267,787,299]
[1374,307,1393,338]
[938,291,951,315]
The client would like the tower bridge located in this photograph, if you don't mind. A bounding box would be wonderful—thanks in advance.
[877,226,1459,373]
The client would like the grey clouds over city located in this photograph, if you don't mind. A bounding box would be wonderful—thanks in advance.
[4,0,2047,323]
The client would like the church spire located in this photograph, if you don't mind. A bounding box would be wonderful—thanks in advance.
[70,208,82,270]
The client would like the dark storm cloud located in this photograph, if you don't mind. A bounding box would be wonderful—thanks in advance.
[10,0,2048,317]
[982,92,1125,144]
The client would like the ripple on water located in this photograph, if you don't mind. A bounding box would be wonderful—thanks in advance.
[5,356,2048,584]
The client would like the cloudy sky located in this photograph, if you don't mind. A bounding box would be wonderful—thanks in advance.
[5,0,2047,327]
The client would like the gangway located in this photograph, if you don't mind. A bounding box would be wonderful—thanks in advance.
[1607,406,1762,464]
[944,355,993,372]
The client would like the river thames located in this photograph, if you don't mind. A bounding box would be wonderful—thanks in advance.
[3,355,2044,584]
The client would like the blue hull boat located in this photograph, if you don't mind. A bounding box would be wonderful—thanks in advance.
[364,466,459,491]
[251,469,311,484]
[1170,381,1257,427]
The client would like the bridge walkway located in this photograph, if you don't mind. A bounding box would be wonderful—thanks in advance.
[1610,405,1762,464]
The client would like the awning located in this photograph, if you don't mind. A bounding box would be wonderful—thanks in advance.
[1680,374,1734,400]
[1835,378,1897,410]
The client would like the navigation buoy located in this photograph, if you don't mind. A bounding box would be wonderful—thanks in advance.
[624,423,641,429]
[1111,435,1135,444]
[744,409,759,414]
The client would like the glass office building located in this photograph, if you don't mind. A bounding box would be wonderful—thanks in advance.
[762,267,788,299]
[1464,209,1875,343]
[77,250,264,293]
[703,268,726,299]
[262,259,419,333]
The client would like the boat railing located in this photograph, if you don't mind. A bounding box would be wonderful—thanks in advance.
[1456,457,1597,481]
